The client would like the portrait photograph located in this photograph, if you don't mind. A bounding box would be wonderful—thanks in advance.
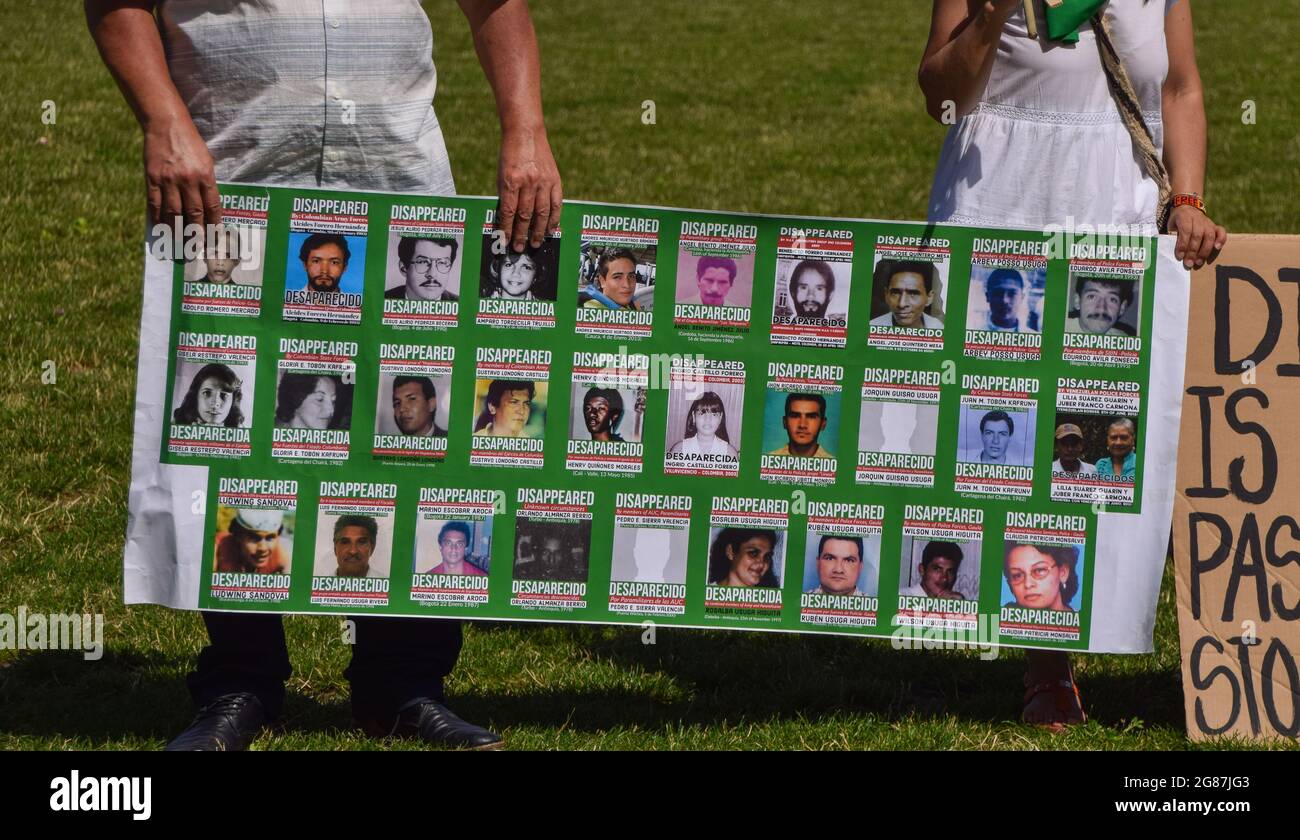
[869,256,950,328]
[664,383,744,460]
[311,511,394,579]
[674,249,756,308]
[802,531,881,597]
[956,404,1036,467]
[577,242,657,312]
[273,371,354,431]
[1000,540,1085,613]
[771,257,851,324]
[171,359,255,429]
[478,233,561,302]
[965,264,1047,334]
[375,371,453,437]
[414,517,493,577]
[182,223,267,287]
[384,232,465,301]
[1064,272,1142,337]
[285,230,368,295]
[569,385,645,443]
[898,536,981,602]
[761,389,841,458]
[705,526,785,588]
[471,378,547,439]
[212,505,295,576]
[513,518,591,583]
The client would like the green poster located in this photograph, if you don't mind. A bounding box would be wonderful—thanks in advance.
[124,182,1189,654]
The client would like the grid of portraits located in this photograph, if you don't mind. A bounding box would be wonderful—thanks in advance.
[178,200,1153,640]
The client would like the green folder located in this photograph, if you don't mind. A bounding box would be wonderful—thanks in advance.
[1043,0,1108,43]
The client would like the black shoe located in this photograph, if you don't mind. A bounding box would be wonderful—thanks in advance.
[356,698,503,750]
[165,692,267,751]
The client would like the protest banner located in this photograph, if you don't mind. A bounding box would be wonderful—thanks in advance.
[125,183,1189,653]
[1174,234,1300,740]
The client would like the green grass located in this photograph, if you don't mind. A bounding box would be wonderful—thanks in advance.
[0,0,1296,750]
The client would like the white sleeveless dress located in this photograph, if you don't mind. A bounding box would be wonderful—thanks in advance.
[928,0,1173,231]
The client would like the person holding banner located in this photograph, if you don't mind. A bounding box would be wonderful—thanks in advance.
[920,0,1226,729]
[88,0,563,751]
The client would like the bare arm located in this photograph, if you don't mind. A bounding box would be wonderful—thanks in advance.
[1161,0,1226,268]
[458,0,562,252]
[918,0,1022,123]
[85,0,221,229]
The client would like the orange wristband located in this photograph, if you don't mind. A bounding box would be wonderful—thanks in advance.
[1172,193,1207,214]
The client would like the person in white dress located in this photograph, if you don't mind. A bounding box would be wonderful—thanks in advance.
[919,0,1227,730]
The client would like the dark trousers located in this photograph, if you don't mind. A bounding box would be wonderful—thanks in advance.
[186,611,462,721]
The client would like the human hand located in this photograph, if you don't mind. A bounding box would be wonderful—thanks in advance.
[143,115,222,232]
[986,0,1023,24]
[1168,203,1227,270]
[497,127,562,252]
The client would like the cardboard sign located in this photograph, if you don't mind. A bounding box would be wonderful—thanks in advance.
[1174,234,1300,740]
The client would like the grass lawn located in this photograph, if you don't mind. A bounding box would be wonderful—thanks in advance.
[0,0,1296,750]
